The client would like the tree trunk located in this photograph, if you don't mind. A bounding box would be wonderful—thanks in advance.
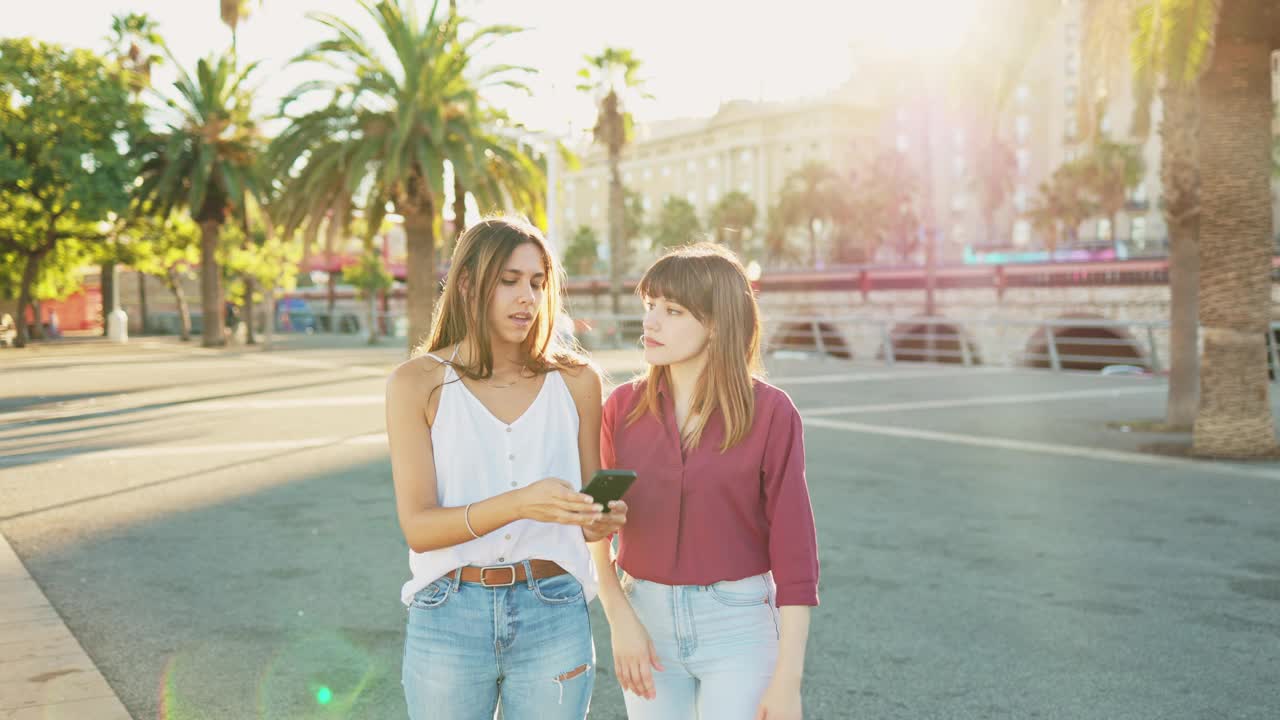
[14,249,45,348]
[138,270,149,334]
[100,261,115,337]
[808,219,819,268]
[166,266,192,342]
[1160,84,1201,430]
[1192,16,1277,457]
[404,204,437,351]
[244,276,256,345]
[368,291,378,345]
[30,299,44,340]
[199,219,226,347]
[452,173,467,255]
[607,140,625,316]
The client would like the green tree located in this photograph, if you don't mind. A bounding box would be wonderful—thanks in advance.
[1027,161,1098,252]
[135,51,262,347]
[342,246,394,345]
[578,47,649,314]
[272,0,528,348]
[563,225,600,276]
[0,39,144,347]
[708,191,757,257]
[651,196,702,250]
[129,215,200,341]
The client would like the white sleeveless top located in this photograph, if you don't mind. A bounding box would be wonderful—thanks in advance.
[400,353,597,605]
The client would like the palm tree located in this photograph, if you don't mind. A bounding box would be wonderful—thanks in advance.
[1079,139,1145,249]
[779,161,844,268]
[272,0,528,348]
[708,191,757,257]
[578,47,648,315]
[220,0,260,56]
[1126,0,1212,429]
[107,12,165,334]
[1192,0,1280,457]
[448,113,545,252]
[136,52,262,347]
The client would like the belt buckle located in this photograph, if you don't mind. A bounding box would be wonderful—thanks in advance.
[479,564,517,587]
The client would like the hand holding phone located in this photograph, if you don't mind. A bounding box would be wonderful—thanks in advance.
[582,469,637,513]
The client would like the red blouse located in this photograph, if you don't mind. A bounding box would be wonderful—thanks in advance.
[601,376,820,606]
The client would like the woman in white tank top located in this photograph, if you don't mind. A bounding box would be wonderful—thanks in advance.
[385,217,628,720]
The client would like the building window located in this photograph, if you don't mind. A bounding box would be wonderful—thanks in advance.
[1098,218,1112,241]
[707,184,718,204]
[1015,115,1031,144]
[953,128,966,147]
[590,203,599,218]
[1065,147,1079,162]
[1065,84,1077,107]
[740,179,752,193]
[686,159,696,173]
[951,194,967,212]
[1016,84,1030,104]
[896,133,910,152]
[590,178,598,189]
[565,181,575,196]
[1065,114,1078,140]
[1100,113,1112,134]
[686,190,696,206]
[953,154,966,176]
[739,149,753,163]
[624,171,633,184]
[643,168,652,180]
[1014,185,1028,213]
[1013,219,1032,247]
[662,166,671,177]
[1066,53,1079,77]
[708,157,718,169]
[1065,22,1079,45]
[1016,148,1031,176]
[642,195,652,211]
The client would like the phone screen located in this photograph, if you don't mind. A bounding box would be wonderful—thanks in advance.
[583,470,637,512]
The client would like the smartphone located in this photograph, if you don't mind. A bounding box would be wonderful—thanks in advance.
[582,469,637,513]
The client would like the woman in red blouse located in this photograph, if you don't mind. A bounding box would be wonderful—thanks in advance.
[591,243,820,720]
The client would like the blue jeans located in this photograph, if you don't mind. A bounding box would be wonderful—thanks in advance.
[621,573,780,720]
[402,562,595,720]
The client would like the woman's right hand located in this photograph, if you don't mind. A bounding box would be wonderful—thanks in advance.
[611,607,664,700]
[515,478,601,526]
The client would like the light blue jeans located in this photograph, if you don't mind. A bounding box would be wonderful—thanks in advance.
[621,573,781,720]
[402,562,595,720]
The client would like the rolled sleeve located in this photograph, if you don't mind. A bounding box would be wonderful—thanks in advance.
[761,394,820,606]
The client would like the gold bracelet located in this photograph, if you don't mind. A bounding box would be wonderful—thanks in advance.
[463,502,481,539]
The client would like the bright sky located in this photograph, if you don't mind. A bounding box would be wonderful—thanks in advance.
[11,0,983,137]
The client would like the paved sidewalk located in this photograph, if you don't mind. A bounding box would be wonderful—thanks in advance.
[0,533,131,720]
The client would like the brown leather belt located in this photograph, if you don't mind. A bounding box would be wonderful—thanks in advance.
[454,560,567,587]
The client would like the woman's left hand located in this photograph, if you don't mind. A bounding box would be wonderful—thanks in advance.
[754,677,802,720]
[582,501,627,542]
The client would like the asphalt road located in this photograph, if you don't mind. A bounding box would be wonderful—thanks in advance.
[2,336,1278,719]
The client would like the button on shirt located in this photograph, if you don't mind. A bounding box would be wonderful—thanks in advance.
[601,377,820,606]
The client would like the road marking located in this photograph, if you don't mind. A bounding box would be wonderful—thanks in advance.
[803,386,1162,417]
[805,417,1280,481]
[0,434,387,465]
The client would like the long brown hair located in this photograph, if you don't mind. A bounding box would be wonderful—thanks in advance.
[626,243,763,451]
[415,216,584,379]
